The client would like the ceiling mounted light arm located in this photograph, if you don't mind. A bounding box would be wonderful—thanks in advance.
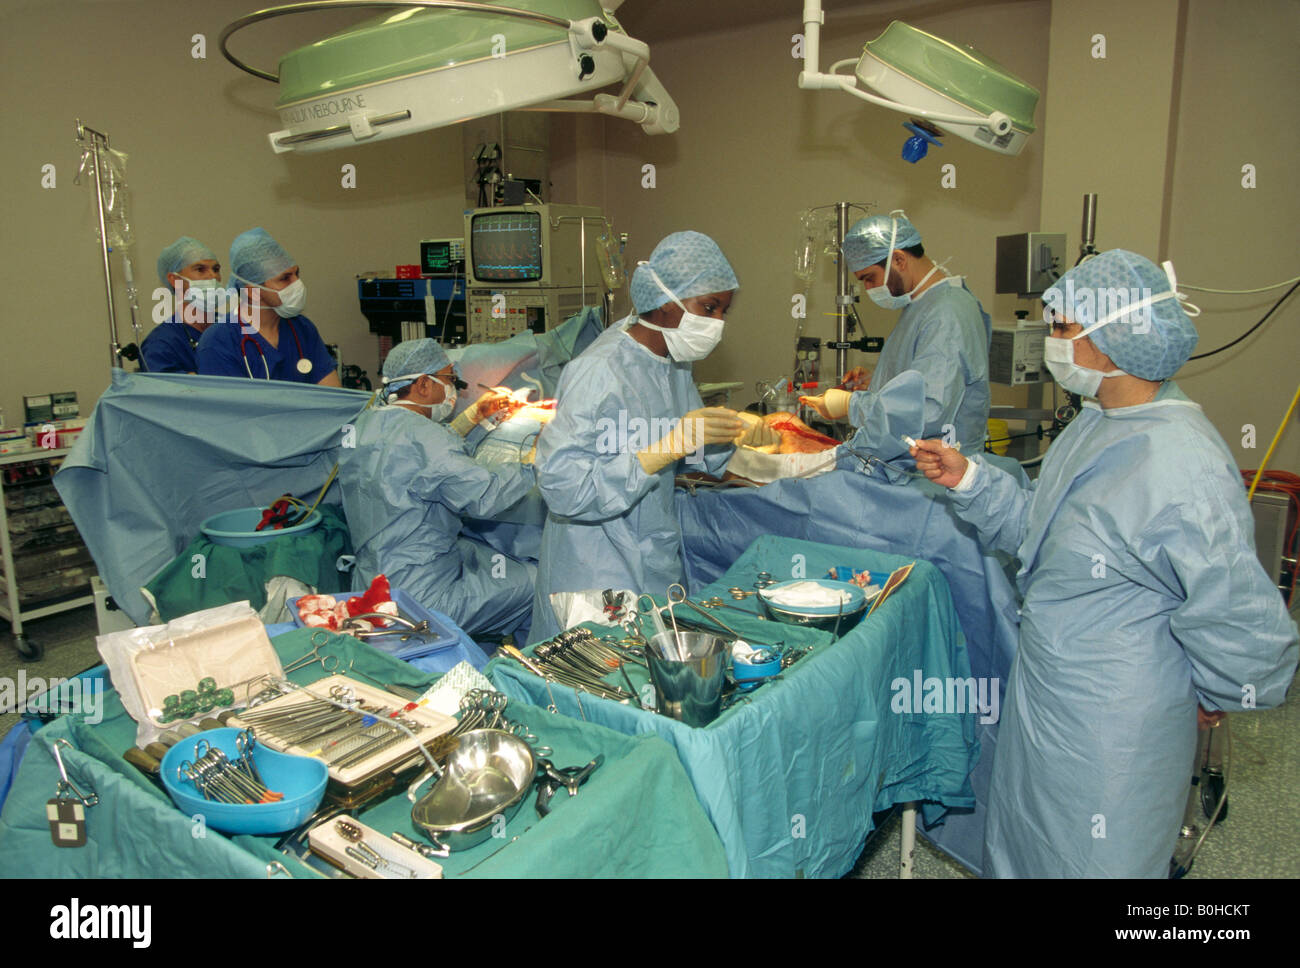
[796,0,1037,158]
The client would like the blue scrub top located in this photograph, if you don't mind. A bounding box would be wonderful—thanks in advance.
[196,314,335,383]
[139,312,205,373]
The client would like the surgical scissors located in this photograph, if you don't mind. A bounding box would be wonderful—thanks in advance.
[283,632,342,675]
[667,584,744,640]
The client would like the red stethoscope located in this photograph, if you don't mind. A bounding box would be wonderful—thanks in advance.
[241,319,312,379]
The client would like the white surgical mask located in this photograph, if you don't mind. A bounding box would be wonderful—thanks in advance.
[1043,336,1128,398]
[636,264,726,362]
[270,278,307,318]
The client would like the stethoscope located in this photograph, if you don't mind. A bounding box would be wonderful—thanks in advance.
[240,319,312,379]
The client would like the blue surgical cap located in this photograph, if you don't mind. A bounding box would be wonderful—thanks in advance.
[157,236,217,285]
[1043,249,1199,381]
[842,212,923,273]
[229,227,295,287]
[382,338,451,398]
[630,231,739,314]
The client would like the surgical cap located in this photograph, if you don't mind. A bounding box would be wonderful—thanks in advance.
[156,236,217,285]
[630,231,739,314]
[229,227,295,287]
[842,212,923,273]
[1043,249,1199,381]
[382,338,451,398]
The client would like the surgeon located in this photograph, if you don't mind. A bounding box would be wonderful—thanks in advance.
[197,227,341,385]
[800,211,992,453]
[911,249,1298,878]
[338,338,537,640]
[530,232,775,642]
[140,236,224,373]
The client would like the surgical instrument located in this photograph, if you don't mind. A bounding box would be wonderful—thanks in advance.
[282,633,342,675]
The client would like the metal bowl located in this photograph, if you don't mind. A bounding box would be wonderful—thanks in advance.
[757,580,870,635]
[411,729,535,851]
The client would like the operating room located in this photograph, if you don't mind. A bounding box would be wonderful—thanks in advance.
[0,0,1296,889]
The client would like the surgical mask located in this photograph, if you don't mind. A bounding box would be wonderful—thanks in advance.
[270,279,307,318]
[862,215,940,310]
[636,264,725,362]
[428,378,456,422]
[1043,336,1128,398]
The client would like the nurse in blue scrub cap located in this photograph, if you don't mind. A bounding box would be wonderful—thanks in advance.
[140,236,223,373]
[912,249,1298,878]
[529,231,776,643]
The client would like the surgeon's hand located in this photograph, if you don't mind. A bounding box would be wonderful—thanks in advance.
[911,438,968,489]
[638,407,744,474]
[470,387,523,423]
[798,388,851,421]
[839,366,872,391]
[734,410,779,448]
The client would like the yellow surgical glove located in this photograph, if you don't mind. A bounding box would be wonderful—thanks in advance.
[798,388,851,421]
[735,411,780,448]
[637,407,744,474]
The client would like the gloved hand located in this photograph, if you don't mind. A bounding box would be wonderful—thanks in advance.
[798,388,851,420]
[734,410,779,448]
[911,438,969,488]
[637,407,743,474]
[450,387,520,437]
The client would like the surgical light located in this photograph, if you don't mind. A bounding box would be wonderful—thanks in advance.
[797,5,1039,160]
[220,1,678,154]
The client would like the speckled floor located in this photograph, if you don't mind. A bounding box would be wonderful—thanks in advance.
[4,603,1298,879]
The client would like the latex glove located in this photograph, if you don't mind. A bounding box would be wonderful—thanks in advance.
[637,407,743,474]
[838,366,872,391]
[798,388,851,421]
[735,411,779,448]
[450,387,520,437]
[911,437,969,488]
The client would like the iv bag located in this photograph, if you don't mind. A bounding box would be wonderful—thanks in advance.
[596,222,627,291]
[78,145,134,249]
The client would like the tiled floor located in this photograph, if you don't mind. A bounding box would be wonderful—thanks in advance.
[4,603,1298,879]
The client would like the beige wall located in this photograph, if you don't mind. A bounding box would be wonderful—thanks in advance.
[0,0,471,426]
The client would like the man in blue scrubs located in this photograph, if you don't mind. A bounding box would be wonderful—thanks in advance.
[140,236,223,373]
[801,211,992,453]
[197,227,341,385]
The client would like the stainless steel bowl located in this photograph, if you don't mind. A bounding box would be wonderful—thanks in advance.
[757,596,869,635]
[410,729,535,852]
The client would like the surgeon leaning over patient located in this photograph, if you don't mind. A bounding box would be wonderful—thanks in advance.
[141,236,223,373]
[912,249,1297,878]
[339,338,536,640]
[530,231,774,642]
[197,227,341,385]
[801,211,992,453]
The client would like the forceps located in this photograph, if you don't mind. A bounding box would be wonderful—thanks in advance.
[667,584,744,640]
[283,632,343,675]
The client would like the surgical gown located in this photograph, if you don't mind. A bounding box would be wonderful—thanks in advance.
[338,404,538,639]
[946,382,1298,877]
[531,320,733,643]
[851,278,992,453]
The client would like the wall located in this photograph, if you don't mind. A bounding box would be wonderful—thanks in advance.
[0,0,472,427]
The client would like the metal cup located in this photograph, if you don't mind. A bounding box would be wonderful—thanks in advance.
[646,631,729,728]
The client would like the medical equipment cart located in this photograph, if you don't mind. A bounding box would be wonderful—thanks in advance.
[0,449,97,661]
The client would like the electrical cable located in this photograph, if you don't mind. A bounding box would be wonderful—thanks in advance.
[1187,281,1298,360]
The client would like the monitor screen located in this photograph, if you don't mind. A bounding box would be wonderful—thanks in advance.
[471,211,543,282]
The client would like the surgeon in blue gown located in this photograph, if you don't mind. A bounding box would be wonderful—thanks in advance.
[197,228,340,386]
[339,339,538,639]
[912,249,1298,878]
[530,231,772,643]
[140,236,223,373]
[802,211,992,453]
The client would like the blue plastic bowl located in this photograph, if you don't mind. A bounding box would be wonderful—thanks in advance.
[201,506,322,548]
[733,652,782,691]
[160,728,327,835]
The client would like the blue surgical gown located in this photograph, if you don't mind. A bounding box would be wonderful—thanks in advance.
[197,314,336,383]
[946,382,1298,877]
[530,320,734,643]
[850,278,992,453]
[139,312,205,373]
[338,404,538,639]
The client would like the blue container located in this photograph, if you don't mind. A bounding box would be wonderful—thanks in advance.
[160,728,327,835]
[201,506,322,548]
[732,652,782,692]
